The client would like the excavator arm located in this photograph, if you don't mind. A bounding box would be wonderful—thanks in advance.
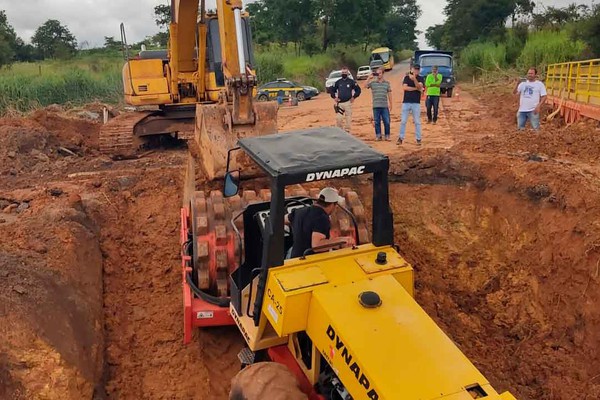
[215,0,256,125]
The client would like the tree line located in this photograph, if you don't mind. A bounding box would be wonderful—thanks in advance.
[0,11,78,67]
[149,1,421,55]
[246,0,420,54]
[426,1,600,57]
[0,0,423,69]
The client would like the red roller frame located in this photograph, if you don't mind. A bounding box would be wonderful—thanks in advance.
[181,206,234,345]
[268,345,326,400]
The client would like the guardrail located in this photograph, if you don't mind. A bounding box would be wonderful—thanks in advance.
[545,59,600,123]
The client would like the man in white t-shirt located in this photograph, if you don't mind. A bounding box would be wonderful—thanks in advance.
[513,67,547,130]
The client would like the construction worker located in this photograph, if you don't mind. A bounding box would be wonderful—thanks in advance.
[286,187,352,258]
[425,65,442,124]
[330,67,361,133]
[366,66,393,141]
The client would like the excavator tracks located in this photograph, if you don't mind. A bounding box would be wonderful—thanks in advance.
[187,185,369,299]
[99,112,153,156]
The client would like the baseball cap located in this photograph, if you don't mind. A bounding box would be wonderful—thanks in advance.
[413,64,421,69]
[318,187,343,204]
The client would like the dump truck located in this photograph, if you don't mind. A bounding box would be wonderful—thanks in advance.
[413,50,456,97]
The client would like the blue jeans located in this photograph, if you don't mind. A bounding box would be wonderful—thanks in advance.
[399,103,422,141]
[426,96,440,122]
[517,111,540,130]
[373,107,390,139]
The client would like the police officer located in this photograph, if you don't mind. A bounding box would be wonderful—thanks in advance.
[330,67,361,133]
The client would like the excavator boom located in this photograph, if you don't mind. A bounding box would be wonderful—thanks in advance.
[100,0,277,165]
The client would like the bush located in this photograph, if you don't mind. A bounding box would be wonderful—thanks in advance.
[255,52,285,83]
[254,44,370,90]
[459,42,507,75]
[517,30,586,71]
[332,46,370,72]
[505,27,527,65]
[397,49,414,62]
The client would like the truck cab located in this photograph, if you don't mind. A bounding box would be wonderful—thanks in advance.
[413,50,456,97]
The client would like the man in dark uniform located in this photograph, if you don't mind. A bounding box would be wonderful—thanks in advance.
[330,67,361,133]
[287,187,352,258]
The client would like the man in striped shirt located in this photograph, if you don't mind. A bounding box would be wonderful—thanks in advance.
[366,67,393,141]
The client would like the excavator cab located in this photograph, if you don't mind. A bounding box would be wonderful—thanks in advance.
[102,0,277,168]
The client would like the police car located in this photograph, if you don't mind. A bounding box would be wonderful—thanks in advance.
[256,78,319,102]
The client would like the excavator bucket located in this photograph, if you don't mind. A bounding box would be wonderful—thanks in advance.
[192,101,278,181]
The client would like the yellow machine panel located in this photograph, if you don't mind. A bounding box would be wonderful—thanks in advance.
[260,244,514,399]
[306,275,508,399]
[122,60,171,105]
[263,245,414,338]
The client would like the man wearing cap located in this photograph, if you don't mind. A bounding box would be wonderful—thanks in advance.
[287,187,353,258]
[425,65,442,124]
[398,64,424,145]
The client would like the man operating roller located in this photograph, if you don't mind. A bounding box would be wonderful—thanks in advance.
[286,188,353,258]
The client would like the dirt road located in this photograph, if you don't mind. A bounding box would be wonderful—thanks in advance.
[1,62,600,399]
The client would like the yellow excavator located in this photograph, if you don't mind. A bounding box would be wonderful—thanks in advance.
[101,0,277,179]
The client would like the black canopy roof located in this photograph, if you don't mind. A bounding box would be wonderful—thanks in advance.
[238,127,388,182]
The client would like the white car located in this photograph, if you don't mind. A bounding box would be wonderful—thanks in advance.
[356,65,371,80]
[325,70,355,93]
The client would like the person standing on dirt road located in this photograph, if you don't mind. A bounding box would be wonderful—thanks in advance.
[366,66,393,141]
[513,67,547,131]
[330,66,361,133]
[425,65,442,124]
[398,64,424,145]
[286,188,352,258]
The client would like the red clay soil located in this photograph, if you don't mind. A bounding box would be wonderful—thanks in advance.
[1,65,600,400]
[0,188,104,399]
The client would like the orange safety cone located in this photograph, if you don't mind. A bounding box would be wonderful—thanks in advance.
[455,87,460,102]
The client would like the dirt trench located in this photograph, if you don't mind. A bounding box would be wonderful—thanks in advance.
[0,189,104,399]
[384,150,600,399]
[2,65,600,399]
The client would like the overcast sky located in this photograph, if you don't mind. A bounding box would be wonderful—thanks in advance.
[1,0,595,49]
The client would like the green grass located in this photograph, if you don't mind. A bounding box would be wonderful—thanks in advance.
[0,68,122,114]
[0,52,124,114]
[396,49,413,62]
[255,44,371,90]
[517,30,586,71]
[459,42,507,75]
[0,46,372,115]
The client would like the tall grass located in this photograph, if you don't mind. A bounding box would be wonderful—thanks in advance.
[255,44,370,90]
[0,45,371,115]
[459,42,507,75]
[0,67,122,114]
[517,30,586,71]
